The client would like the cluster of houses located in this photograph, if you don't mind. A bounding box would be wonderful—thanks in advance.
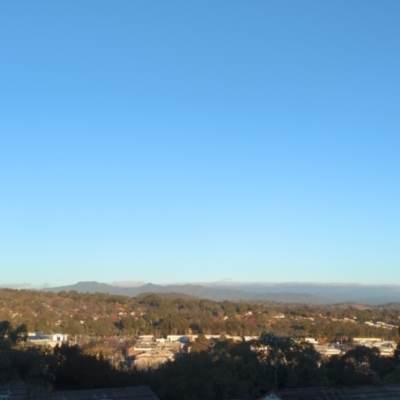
[164,334,259,342]
[122,334,259,370]
[123,335,182,370]
[124,335,343,371]
[124,333,397,370]
[302,337,343,357]
[302,337,397,357]
[26,330,397,368]
[364,320,398,330]
[353,337,397,356]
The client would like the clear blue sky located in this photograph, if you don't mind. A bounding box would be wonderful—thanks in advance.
[1,1,399,287]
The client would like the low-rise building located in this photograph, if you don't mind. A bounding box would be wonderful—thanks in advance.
[260,384,400,400]
[0,382,160,400]
[28,333,69,347]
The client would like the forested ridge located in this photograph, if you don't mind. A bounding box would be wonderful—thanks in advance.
[1,288,399,340]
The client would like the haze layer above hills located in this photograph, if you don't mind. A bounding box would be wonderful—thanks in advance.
[41,281,400,305]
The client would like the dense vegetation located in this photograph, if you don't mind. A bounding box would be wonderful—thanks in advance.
[2,320,400,400]
[1,289,400,398]
[1,288,399,340]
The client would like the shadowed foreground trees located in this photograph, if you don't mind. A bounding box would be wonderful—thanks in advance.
[154,340,267,400]
[53,344,132,390]
[2,320,400,400]
[261,339,327,389]
[0,322,51,390]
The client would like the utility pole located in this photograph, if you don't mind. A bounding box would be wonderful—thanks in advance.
[262,333,279,391]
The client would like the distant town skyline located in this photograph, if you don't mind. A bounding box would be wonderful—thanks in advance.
[1,1,399,286]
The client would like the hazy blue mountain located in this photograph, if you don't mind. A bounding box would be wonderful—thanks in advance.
[42,281,400,305]
[43,281,331,304]
[207,282,400,305]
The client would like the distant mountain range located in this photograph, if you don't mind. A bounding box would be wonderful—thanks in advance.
[207,282,400,305]
[41,281,400,305]
[43,281,330,304]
